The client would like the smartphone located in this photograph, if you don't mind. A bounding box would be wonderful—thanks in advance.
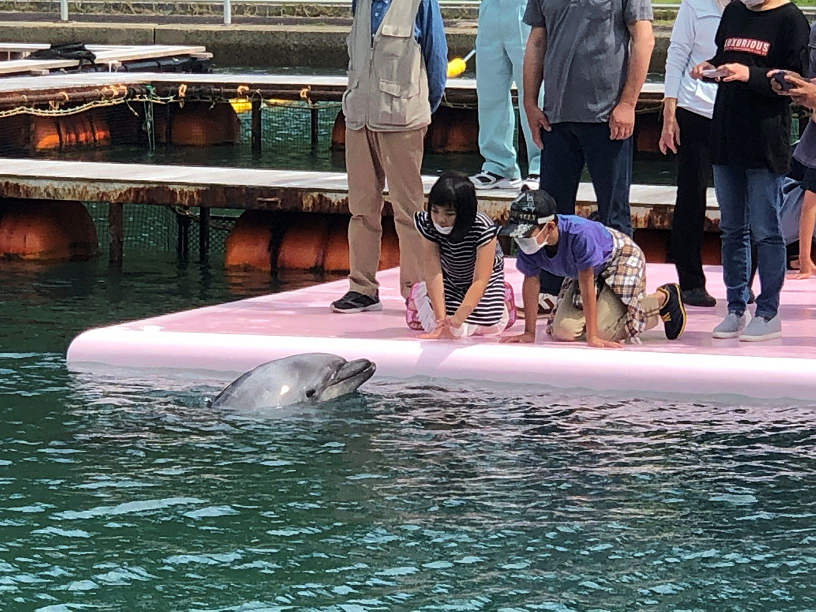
[701,67,728,79]
[773,70,794,91]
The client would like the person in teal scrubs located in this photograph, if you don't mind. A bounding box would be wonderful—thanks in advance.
[469,0,543,192]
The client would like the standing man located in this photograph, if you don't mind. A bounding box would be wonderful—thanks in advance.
[521,0,655,313]
[469,0,543,192]
[331,0,448,313]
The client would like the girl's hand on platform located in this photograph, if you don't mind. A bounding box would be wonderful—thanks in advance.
[586,336,622,349]
[446,314,464,329]
[500,331,536,344]
[419,323,456,340]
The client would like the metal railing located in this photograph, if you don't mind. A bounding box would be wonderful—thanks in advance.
[51,0,483,24]
[41,0,816,26]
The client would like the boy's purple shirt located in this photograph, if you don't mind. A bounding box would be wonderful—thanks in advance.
[515,215,614,280]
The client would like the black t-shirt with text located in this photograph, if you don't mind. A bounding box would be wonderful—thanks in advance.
[709,1,809,173]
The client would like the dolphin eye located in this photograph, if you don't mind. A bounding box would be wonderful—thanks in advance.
[305,389,316,398]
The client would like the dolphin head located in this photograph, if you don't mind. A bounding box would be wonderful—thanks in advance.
[211,353,376,409]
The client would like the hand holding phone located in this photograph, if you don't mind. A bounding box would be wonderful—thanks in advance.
[772,70,794,91]
[701,67,728,79]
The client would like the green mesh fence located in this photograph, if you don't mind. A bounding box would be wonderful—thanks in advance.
[83,202,240,257]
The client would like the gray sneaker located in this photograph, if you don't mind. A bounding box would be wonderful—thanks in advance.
[712,311,752,339]
[739,314,781,342]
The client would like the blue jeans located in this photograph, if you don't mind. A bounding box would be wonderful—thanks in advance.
[713,165,785,319]
[537,122,633,295]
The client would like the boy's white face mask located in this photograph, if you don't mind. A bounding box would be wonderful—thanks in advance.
[740,0,764,7]
[515,235,544,255]
[515,226,552,255]
[433,222,453,235]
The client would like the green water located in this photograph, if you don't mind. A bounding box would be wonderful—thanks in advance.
[2,252,816,611]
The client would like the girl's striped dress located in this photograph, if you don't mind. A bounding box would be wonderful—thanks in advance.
[414,211,506,326]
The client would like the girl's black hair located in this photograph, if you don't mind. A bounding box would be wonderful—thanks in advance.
[427,171,478,243]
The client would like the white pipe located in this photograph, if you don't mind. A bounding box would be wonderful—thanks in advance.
[60,0,69,21]
[224,0,232,25]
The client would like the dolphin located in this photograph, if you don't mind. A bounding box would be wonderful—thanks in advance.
[210,353,376,409]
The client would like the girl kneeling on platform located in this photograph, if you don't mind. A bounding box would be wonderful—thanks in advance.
[406,171,517,339]
[499,190,687,348]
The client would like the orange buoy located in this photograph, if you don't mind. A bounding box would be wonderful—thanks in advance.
[634,113,662,155]
[277,217,330,270]
[330,110,346,152]
[0,199,98,261]
[224,210,276,270]
[89,113,111,147]
[171,102,240,146]
[30,116,61,151]
[322,217,351,273]
[425,106,479,154]
[61,115,78,148]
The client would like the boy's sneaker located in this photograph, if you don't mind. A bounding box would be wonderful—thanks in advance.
[658,283,687,340]
[681,287,716,308]
[330,291,382,314]
[469,171,522,190]
[539,292,557,317]
[712,311,751,339]
[739,314,781,342]
[516,292,556,320]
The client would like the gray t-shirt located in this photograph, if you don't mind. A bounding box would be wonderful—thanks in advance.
[523,0,653,124]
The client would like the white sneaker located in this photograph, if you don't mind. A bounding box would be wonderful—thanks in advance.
[712,311,752,339]
[469,171,522,190]
[739,314,781,342]
[521,174,540,191]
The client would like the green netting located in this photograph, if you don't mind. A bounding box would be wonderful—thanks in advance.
[83,202,239,257]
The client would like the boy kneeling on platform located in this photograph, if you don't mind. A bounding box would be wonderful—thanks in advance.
[499,190,687,348]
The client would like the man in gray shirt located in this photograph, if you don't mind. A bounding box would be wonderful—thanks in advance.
[522,0,654,304]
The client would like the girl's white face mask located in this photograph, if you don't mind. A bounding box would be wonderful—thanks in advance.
[740,0,764,7]
[433,222,453,235]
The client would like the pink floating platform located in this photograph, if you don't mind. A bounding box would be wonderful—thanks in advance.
[67,263,816,401]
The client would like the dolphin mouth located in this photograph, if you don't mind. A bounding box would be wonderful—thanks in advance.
[331,358,376,387]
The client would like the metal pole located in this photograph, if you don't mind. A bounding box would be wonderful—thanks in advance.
[108,203,123,267]
[310,106,319,150]
[224,0,232,25]
[251,97,262,154]
[199,208,210,264]
[60,0,68,21]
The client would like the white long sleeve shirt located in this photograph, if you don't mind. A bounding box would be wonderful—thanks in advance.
[664,0,722,119]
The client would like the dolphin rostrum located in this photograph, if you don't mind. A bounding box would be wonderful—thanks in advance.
[210,353,376,409]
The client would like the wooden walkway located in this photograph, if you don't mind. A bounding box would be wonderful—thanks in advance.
[0,71,665,106]
[0,158,715,263]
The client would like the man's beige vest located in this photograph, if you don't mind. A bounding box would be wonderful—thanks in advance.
[342,0,431,132]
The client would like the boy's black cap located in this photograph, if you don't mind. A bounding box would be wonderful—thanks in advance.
[498,189,558,238]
